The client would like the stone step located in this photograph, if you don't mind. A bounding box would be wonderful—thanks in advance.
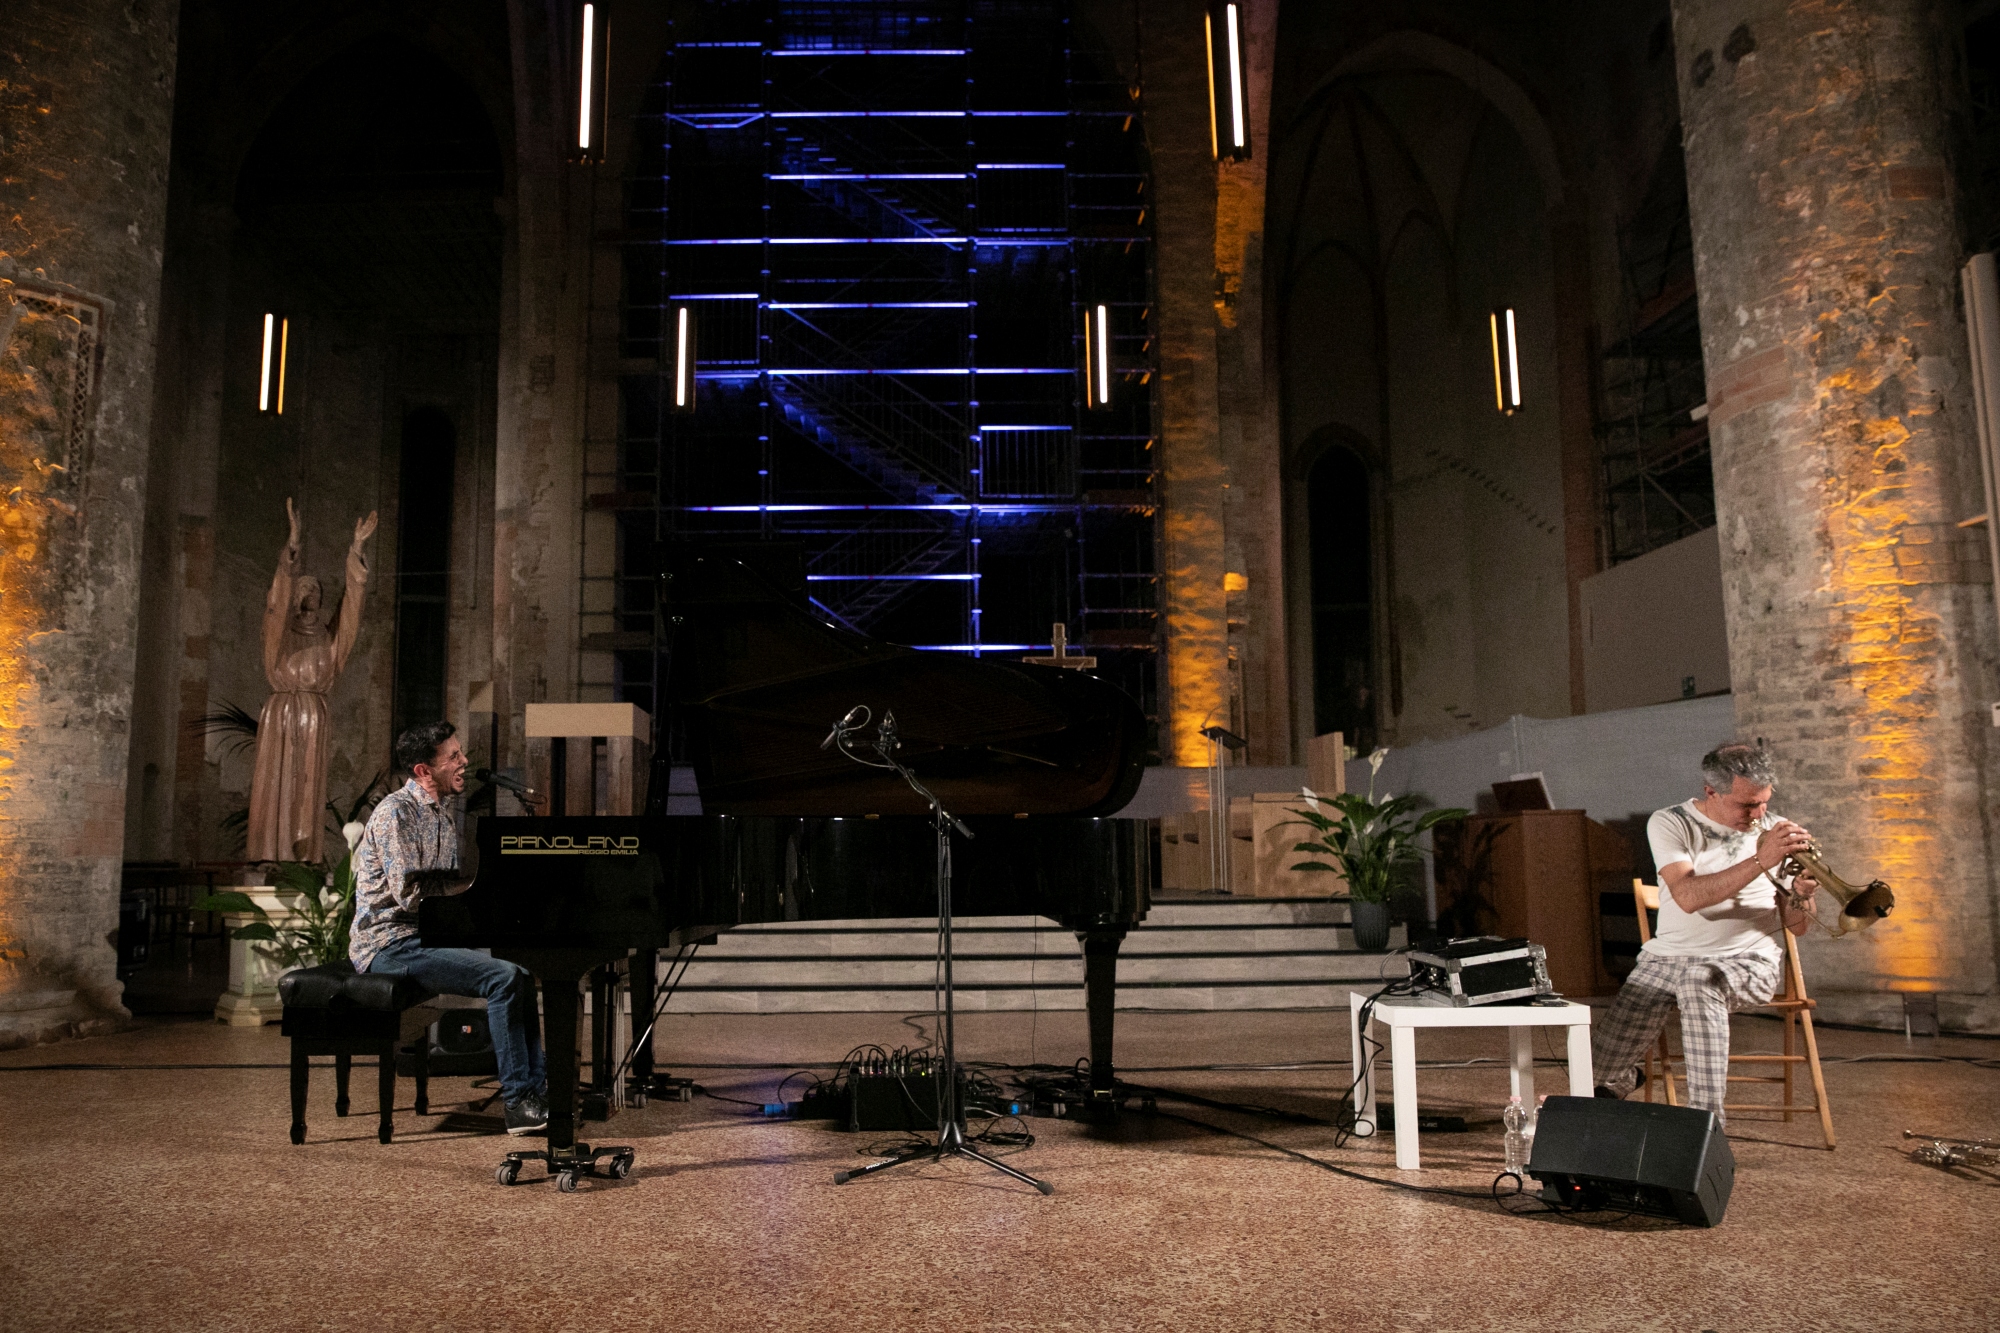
[658,982,1374,1015]
[695,923,1357,957]
[664,950,1393,990]
[650,897,1407,1012]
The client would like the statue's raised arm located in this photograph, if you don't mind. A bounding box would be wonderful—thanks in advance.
[334,510,378,672]
[262,498,305,684]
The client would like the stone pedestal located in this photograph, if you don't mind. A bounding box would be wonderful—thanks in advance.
[213,888,305,1027]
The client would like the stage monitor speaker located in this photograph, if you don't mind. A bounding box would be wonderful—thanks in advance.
[395,1009,498,1078]
[1528,1095,1735,1227]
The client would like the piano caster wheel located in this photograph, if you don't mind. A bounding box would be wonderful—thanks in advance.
[609,1154,633,1181]
[556,1170,580,1193]
[495,1160,521,1187]
[289,1125,304,1146]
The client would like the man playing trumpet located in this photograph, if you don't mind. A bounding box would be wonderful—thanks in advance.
[1592,742,1819,1120]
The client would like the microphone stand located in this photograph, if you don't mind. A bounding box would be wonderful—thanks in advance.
[824,706,1052,1195]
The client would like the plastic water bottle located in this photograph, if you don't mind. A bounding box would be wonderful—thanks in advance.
[1503,1096,1529,1173]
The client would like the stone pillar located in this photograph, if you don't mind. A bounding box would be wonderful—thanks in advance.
[0,1,179,1042]
[493,0,588,771]
[1149,1,1229,768]
[1673,0,1999,1028]
[1213,0,1289,765]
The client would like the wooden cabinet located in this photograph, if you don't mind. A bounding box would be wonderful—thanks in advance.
[1432,811,1629,997]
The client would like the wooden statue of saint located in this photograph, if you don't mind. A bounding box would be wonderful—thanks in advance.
[246,498,378,864]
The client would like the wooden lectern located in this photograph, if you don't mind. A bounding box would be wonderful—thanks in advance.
[523,703,652,817]
[1431,810,1629,997]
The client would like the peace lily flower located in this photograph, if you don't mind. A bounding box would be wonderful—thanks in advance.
[1284,748,1468,905]
[342,820,366,853]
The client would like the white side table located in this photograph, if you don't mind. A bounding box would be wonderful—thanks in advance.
[1347,990,1595,1169]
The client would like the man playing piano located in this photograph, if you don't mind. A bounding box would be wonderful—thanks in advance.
[351,721,549,1135]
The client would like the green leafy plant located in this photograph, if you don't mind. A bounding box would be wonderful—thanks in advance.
[190,699,260,760]
[193,857,357,971]
[1287,748,1469,904]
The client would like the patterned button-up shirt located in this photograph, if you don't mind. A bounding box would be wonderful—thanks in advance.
[350,778,459,972]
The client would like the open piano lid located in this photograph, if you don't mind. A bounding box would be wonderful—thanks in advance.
[658,545,1147,818]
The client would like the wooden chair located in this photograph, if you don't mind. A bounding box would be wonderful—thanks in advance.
[1631,879,1836,1148]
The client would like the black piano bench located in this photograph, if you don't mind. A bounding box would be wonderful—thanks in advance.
[278,963,442,1145]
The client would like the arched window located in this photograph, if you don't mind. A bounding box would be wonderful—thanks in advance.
[392,407,456,738]
[1307,446,1374,749]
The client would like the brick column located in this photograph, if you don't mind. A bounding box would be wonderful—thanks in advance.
[0,0,179,1032]
[1673,0,1998,1028]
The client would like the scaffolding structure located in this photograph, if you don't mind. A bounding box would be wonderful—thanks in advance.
[597,0,1158,747]
[1597,138,1714,567]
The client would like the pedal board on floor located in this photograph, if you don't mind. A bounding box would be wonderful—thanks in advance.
[1026,1083,1154,1122]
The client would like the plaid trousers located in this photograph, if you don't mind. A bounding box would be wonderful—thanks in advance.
[1592,951,1782,1121]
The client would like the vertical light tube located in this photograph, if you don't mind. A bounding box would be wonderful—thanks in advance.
[1095,303,1110,406]
[673,305,692,410]
[1504,307,1521,410]
[1203,12,1219,160]
[579,3,596,152]
[1225,4,1246,152]
[259,313,275,412]
[276,317,290,415]
[1082,308,1096,405]
[1489,312,1504,413]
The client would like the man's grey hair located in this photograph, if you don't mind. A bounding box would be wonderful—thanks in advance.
[1700,741,1776,792]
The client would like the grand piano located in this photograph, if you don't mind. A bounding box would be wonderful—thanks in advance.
[421,547,1153,1172]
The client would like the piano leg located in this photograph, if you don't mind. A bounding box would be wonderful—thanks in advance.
[491,948,635,1192]
[541,963,589,1155]
[1079,928,1127,1115]
[581,963,620,1121]
[628,948,655,1100]
[627,947,693,1103]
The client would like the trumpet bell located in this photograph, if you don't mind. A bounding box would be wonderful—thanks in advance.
[1840,880,1895,929]
[1790,844,1895,936]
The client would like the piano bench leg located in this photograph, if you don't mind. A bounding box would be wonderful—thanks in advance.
[413,1039,430,1117]
[334,1050,352,1117]
[377,1040,397,1144]
[289,1040,309,1145]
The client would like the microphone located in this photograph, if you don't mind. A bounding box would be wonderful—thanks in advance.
[820,705,868,751]
[472,767,538,797]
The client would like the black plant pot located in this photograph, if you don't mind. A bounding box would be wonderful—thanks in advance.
[1349,900,1393,952]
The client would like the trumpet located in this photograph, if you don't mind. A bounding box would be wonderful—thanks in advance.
[1903,1130,1998,1170]
[1772,839,1895,936]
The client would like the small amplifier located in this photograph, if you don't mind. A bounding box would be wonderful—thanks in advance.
[1406,936,1553,1006]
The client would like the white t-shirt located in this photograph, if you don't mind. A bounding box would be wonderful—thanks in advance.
[1643,799,1786,960]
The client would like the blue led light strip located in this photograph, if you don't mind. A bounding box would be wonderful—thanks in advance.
[806,574,980,582]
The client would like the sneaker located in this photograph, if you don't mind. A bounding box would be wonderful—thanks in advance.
[504,1094,548,1136]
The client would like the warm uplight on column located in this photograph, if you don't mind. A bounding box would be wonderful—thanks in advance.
[1489,307,1522,415]
[576,3,610,161]
[671,304,696,413]
[258,313,290,415]
[1204,3,1251,161]
[1083,303,1111,409]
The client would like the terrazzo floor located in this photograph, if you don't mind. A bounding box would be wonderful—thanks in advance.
[1,1007,1994,1332]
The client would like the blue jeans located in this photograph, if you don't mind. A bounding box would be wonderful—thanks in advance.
[367,939,546,1104]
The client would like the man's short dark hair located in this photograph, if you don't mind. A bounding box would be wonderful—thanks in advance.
[395,720,457,773]
[1701,741,1776,792]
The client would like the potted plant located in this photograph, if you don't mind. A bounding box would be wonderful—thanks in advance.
[193,784,379,973]
[193,852,359,972]
[1287,749,1468,951]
